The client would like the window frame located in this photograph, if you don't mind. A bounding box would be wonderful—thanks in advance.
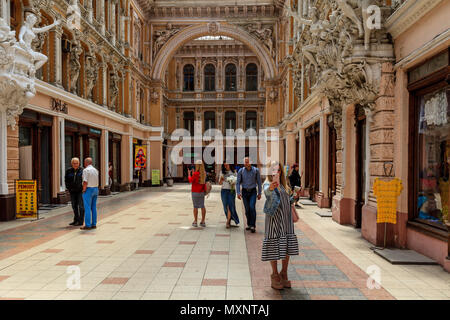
[183,64,195,92]
[245,63,258,92]
[204,64,216,92]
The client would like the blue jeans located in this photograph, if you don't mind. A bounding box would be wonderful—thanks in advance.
[221,189,240,225]
[83,187,98,227]
[241,188,257,228]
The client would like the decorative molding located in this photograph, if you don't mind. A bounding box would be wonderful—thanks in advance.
[385,0,443,39]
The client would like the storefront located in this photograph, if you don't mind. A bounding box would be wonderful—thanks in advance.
[407,49,449,242]
[109,133,122,192]
[19,109,53,205]
[304,121,320,201]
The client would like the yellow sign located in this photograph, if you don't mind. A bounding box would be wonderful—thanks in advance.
[134,145,147,169]
[16,180,38,219]
[152,169,160,186]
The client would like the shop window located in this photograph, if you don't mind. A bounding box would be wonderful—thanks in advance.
[225,64,237,91]
[204,111,215,132]
[225,111,236,131]
[245,111,257,131]
[204,64,215,92]
[246,63,258,91]
[415,86,449,225]
[184,111,194,136]
[183,64,195,91]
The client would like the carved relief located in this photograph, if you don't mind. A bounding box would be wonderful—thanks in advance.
[153,23,181,58]
[241,22,275,58]
[109,69,120,109]
[69,36,82,94]
[85,50,98,100]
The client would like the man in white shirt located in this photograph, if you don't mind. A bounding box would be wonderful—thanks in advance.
[81,157,99,230]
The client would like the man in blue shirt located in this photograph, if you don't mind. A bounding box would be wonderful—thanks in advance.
[236,157,262,233]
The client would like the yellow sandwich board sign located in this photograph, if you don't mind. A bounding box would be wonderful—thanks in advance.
[152,169,160,186]
[15,180,38,219]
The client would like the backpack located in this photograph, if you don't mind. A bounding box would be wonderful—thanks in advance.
[204,181,212,197]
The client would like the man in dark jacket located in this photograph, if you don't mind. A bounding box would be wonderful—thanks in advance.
[65,157,84,226]
[289,163,302,208]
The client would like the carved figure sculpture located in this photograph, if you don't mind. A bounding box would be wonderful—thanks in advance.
[18,13,60,71]
[85,52,98,100]
[153,23,180,57]
[245,22,275,58]
[66,0,81,30]
[109,71,119,109]
[69,38,82,94]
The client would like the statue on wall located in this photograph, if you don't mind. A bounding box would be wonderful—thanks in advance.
[85,51,98,100]
[153,23,181,58]
[69,37,82,94]
[244,22,275,58]
[18,12,60,71]
[66,0,81,30]
[109,70,119,109]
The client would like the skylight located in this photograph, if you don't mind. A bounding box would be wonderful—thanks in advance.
[194,35,234,41]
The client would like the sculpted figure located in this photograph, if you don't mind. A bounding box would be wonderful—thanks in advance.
[109,71,119,108]
[153,23,180,57]
[336,0,364,37]
[18,13,60,70]
[69,38,82,94]
[66,0,81,30]
[85,53,98,100]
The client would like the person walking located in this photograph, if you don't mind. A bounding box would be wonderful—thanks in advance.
[218,162,240,228]
[236,157,262,233]
[289,163,302,208]
[262,161,299,290]
[64,157,84,226]
[188,159,207,227]
[80,157,99,230]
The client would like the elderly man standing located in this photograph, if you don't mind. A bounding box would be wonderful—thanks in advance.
[80,157,99,230]
[64,157,84,226]
[236,157,262,233]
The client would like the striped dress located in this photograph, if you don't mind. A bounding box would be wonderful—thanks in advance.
[261,185,299,261]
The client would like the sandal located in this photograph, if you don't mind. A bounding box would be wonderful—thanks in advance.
[270,273,283,290]
[200,222,206,227]
[279,271,292,288]
[192,222,198,227]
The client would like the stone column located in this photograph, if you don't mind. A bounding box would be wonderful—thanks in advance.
[99,0,105,35]
[1,0,9,23]
[238,57,244,91]
[146,140,151,181]
[111,0,116,45]
[102,62,108,107]
[87,0,93,23]
[0,111,8,195]
[317,112,330,208]
[103,129,109,187]
[285,123,296,166]
[50,25,63,87]
[59,117,65,192]
[299,128,305,188]
[195,58,201,91]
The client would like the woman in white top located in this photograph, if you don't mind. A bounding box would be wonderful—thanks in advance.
[218,163,240,228]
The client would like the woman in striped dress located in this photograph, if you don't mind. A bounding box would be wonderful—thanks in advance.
[262,161,299,289]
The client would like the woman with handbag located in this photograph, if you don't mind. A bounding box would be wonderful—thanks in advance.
[262,161,300,290]
[218,162,240,228]
[188,160,207,227]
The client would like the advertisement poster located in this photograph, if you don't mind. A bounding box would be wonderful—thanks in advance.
[16,180,38,219]
[134,145,147,169]
[152,169,160,185]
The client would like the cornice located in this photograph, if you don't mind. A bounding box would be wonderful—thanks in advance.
[385,0,443,39]
[35,80,162,132]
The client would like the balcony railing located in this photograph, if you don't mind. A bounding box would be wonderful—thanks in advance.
[174,91,264,101]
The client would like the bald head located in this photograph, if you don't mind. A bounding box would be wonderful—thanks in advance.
[84,157,93,167]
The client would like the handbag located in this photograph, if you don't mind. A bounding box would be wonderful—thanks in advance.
[291,205,299,223]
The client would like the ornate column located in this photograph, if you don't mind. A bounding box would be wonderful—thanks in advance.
[50,24,63,87]
[111,0,116,45]
[285,122,296,166]
[195,57,201,92]
[58,117,65,192]
[298,127,306,188]
[0,111,8,195]
[317,112,330,208]
[102,62,108,107]
[98,0,105,34]
[87,0,93,23]
[238,57,244,91]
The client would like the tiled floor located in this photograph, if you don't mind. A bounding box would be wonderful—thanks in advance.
[0,184,448,300]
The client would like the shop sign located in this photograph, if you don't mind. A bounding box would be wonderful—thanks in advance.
[15,180,38,219]
[90,128,102,135]
[152,169,160,185]
[133,138,138,144]
[51,98,68,114]
[134,145,147,169]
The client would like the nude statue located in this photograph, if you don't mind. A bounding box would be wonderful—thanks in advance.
[18,13,60,70]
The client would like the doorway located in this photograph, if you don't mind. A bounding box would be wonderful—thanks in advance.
[355,107,367,229]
